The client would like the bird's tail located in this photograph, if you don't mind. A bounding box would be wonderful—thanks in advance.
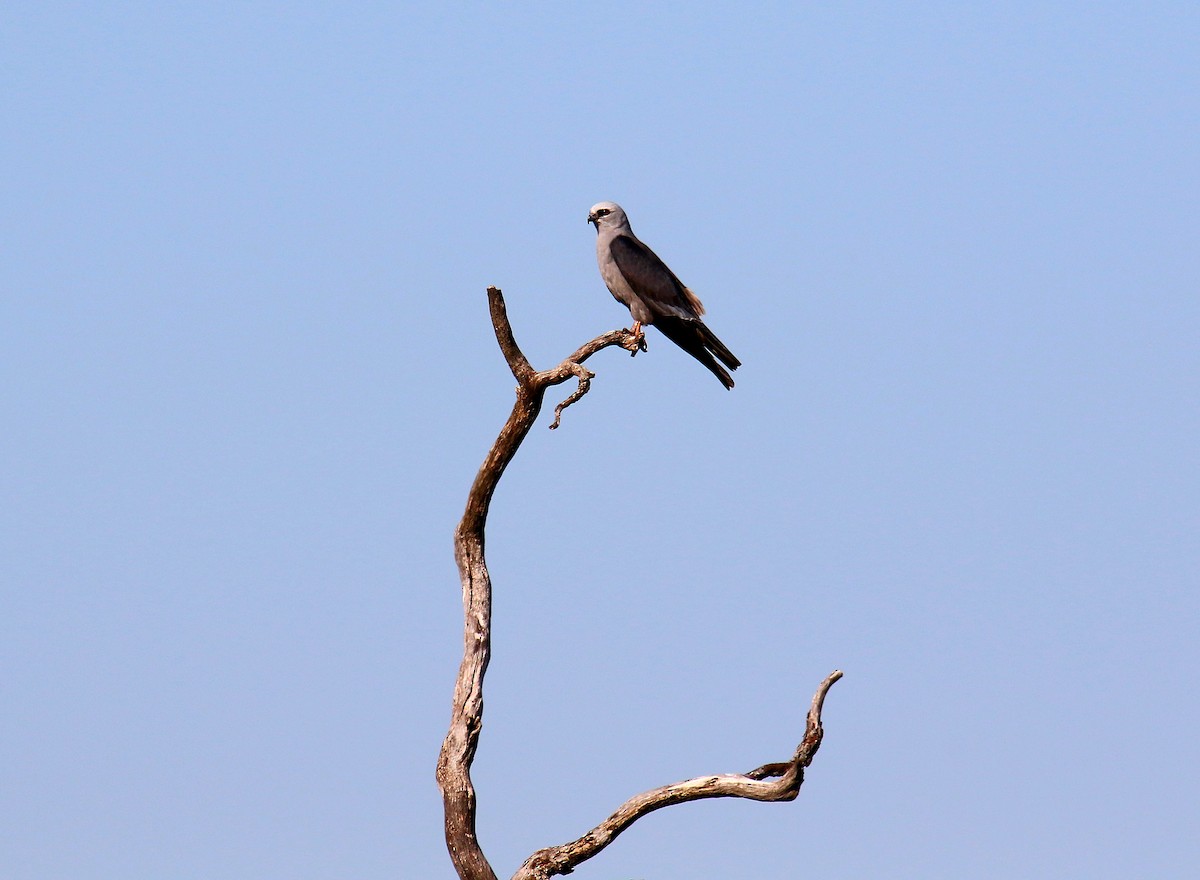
[696,321,741,371]
[654,317,741,390]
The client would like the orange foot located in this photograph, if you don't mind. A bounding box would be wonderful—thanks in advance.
[626,321,647,356]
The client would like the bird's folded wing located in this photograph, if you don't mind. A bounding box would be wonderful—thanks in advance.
[610,234,706,319]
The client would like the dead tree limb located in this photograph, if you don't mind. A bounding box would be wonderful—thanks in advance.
[512,669,843,880]
[436,287,640,880]
[436,287,841,880]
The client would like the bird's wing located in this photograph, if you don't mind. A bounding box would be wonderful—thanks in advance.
[655,317,738,389]
[609,233,706,319]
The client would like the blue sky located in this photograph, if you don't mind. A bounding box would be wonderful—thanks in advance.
[2,3,1197,878]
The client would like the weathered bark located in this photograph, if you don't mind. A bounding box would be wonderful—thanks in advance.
[435,288,638,880]
[512,669,842,880]
[436,287,841,880]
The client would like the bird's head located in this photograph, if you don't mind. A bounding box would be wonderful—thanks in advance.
[587,201,628,232]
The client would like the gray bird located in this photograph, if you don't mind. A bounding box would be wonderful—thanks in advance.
[588,201,741,389]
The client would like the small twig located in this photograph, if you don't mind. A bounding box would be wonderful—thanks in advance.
[537,325,641,429]
[548,364,595,430]
[562,327,643,365]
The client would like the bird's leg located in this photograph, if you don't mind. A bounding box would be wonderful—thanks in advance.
[626,321,647,356]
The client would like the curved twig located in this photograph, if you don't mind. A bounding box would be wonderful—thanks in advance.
[543,328,642,428]
[512,670,843,880]
[548,364,593,430]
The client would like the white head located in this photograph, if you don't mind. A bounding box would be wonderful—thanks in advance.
[587,201,630,232]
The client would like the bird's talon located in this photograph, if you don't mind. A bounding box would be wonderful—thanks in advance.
[619,328,646,356]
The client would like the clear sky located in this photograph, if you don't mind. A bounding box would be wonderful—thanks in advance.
[3,3,1197,879]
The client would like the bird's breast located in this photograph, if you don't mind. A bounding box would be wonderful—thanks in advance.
[597,236,636,307]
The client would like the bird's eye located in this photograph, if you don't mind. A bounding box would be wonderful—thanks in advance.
[597,208,610,216]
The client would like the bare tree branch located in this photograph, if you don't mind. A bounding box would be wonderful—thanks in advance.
[437,287,841,880]
[547,363,593,430]
[512,670,843,880]
[487,285,536,384]
[436,287,641,880]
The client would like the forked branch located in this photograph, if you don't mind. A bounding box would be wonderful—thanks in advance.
[437,287,840,880]
[436,287,641,880]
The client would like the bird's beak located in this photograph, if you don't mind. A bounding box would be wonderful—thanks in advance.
[587,214,596,226]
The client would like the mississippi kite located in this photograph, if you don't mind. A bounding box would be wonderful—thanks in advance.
[588,201,741,389]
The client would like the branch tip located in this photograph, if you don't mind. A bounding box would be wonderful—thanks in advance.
[511,669,843,880]
[486,286,535,384]
[548,364,595,429]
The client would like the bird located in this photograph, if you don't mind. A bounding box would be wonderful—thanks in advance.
[588,201,741,389]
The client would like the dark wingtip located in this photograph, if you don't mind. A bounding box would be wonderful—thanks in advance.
[652,317,737,389]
